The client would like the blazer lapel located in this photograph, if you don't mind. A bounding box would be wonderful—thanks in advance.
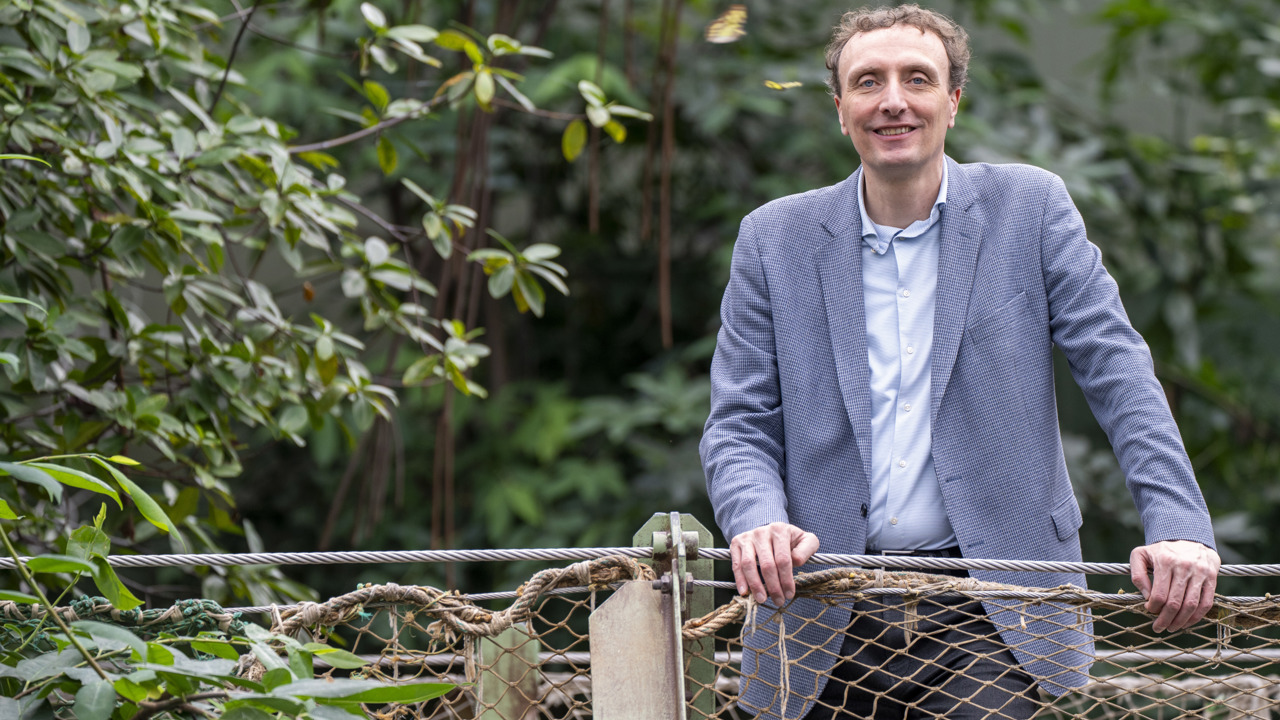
[818,170,874,483]
[931,158,983,423]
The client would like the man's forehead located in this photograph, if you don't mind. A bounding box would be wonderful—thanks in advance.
[839,25,947,74]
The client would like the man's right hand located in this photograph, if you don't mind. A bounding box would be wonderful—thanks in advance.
[731,522,820,605]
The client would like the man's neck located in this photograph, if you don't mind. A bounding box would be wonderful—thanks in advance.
[862,159,945,229]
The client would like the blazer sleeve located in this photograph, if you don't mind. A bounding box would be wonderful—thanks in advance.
[1038,176,1216,550]
[700,214,791,542]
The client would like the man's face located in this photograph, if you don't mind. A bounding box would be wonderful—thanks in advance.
[833,25,961,182]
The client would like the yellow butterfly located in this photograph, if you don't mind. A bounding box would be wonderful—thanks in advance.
[764,81,803,90]
[705,4,747,44]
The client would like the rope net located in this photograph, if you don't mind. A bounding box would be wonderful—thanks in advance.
[15,555,1280,719]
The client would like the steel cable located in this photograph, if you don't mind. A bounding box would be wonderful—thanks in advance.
[2,544,1279,578]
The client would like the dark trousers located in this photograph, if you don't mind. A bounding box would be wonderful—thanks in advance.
[803,580,1039,720]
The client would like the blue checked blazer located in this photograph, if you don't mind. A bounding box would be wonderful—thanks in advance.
[700,158,1217,719]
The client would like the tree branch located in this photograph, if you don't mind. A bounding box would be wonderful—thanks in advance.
[133,692,229,720]
[209,0,265,114]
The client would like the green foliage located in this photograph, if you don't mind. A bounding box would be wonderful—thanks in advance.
[1,456,453,718]
[0,0,654,605]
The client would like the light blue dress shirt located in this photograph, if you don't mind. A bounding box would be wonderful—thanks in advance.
[859,167,957,552]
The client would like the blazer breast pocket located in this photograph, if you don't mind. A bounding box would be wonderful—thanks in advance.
[964,290,1029,345]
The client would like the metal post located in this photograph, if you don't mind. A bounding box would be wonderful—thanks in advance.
[632,512,716,720]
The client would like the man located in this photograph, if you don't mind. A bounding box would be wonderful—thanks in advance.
[699,5,1220,719]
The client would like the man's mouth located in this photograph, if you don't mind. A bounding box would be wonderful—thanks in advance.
[875,127,914,136]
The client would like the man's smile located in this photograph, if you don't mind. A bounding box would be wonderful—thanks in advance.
[875,126,915,136]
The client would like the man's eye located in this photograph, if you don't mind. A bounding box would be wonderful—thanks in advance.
[910,77,925,85]
[861,79,875,88]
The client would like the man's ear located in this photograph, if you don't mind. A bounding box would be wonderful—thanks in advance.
[835,95,849,136]
[947,88,962,128]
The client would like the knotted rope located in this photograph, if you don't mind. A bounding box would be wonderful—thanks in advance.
[234,555,655,680]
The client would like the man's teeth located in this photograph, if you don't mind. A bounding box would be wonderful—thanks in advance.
[877,127,912,136]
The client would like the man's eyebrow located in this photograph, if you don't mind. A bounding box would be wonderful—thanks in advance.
[844,61,940,81]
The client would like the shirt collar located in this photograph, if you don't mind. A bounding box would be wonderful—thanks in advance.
[859,163,949,253]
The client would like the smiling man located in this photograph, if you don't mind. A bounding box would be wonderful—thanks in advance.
[700,4,1220,719]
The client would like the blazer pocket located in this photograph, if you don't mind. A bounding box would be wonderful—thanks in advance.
[1050,495,1084,542]
[965,290,1029,344]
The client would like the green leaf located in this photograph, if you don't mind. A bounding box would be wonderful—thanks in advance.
[73,680,115,720]
[402,178,437,205]
[0,499,18,519]
[0,294,46,312]
[302,644,369,670]
[585,104,610,128]
[90,458,169,533]
[402,355,440,385]
[522,243,561,261]
[26,554,95,574]
[603,120,626,143]
[376,136,397,175]
[0,590,39,603]
[222,707,276,720]
[0,462,62,502]
[192,639,241,661]
[495,74,535,112]
[488,264,515,298]
[73,621,147,658]
[561,119,586,163]
[514,269,546,317]
[27,463,121,508]
[0,154,51,167]
[316,336,335,361]
[363,80,389,113]
[386,24,438,43]
[91,556,143,610]
[107,455,140,466]
[279,678,453,703]
[474,68,495,105]
[360,2,387,30]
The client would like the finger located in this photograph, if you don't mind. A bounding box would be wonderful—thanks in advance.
[1166,576,1203,632]
[756,534,783,605]
[792,531,820,567]
[738,537,768,603]
[1151,562,1185,633]
[772,525,795,602]
[730,540,748,596]
[1193,577,1217,626]
[1130,548,1153,598]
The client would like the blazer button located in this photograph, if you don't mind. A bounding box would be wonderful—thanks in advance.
[860,503,868,518]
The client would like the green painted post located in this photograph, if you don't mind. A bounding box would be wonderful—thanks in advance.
[479,624,540,720]
[632,512,716,720]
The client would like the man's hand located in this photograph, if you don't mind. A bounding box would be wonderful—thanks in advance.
[1130,540,1220,633]
[731,522,820,605]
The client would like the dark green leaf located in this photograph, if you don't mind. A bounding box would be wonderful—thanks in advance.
[0,462,62,502]
[90,458,169,533]
[27,463,121,508]
[26,554,95,574]
[279,678,453,703]
[73,680,115,720]
[376,136,397,175]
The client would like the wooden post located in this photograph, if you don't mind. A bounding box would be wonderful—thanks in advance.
[479,624,540,720]
[590,580,684,719]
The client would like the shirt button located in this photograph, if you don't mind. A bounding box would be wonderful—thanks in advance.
[901,289,911,298]
[903,403,911,412]
[890,517,899,525]
[898,459,907,468]
[906,345,914,354]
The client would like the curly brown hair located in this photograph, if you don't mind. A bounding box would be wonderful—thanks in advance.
[825,4,970,96]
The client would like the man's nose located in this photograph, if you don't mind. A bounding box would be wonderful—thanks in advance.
[879,82,908,114]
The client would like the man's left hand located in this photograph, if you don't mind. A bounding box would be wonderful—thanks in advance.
[1130,540,1220,633]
